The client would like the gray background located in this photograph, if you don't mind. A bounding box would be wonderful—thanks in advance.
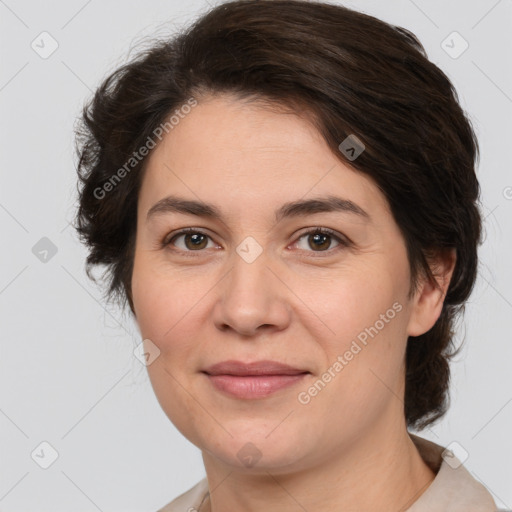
[0,0,511,510]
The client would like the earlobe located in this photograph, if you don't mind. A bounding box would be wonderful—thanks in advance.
[406,248,457,337]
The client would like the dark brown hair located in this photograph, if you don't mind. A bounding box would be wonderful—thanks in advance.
[74,0,482,430]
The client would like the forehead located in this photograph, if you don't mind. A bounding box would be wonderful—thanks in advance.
[139,94,390,223]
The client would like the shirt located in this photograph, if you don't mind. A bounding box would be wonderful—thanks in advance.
[157,433,499,511]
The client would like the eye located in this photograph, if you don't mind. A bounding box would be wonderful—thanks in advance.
[291,227,349,254]
[163,228,218,252]
[162,227,350,255]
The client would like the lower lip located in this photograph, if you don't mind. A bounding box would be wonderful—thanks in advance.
[205,373,309,399]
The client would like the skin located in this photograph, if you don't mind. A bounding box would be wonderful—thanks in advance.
[131,94,456,512]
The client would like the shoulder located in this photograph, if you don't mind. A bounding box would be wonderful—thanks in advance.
[407,433,499,512]
[156,478,209,512]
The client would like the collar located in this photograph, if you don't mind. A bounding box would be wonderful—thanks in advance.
[406,433,497,511]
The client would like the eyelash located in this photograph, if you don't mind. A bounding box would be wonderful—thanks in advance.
[161,227,350,257]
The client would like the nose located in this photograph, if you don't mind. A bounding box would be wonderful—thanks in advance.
[212,246,292,337]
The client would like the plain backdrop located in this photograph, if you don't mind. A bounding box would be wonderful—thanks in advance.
[0,0,511,510]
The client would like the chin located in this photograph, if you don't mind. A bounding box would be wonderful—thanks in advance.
[197,419,316,472]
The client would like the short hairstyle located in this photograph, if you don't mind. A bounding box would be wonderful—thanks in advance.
[74,0,482,430]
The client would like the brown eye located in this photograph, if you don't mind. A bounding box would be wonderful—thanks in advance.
[293,228,348,253]
[307,232,332,251]
[165,230,215,251]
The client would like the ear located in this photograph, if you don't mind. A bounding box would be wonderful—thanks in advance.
[406,248,457,337]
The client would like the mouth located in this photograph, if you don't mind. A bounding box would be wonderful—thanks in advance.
[202,360,311,399]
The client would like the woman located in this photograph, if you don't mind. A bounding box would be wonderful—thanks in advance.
[74,1,501,510]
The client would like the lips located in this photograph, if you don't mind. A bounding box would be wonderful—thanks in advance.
[203,360,309,376]
[202,360,310,399]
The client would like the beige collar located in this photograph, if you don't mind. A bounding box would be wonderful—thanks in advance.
[406,433,497,511]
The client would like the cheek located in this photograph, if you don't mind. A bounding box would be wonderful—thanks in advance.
[299,263,402,345]
[131,262,212,442]
[132,254,205,344]
[297,265,409,412]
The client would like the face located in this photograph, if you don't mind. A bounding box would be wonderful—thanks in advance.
[131,94,426,473]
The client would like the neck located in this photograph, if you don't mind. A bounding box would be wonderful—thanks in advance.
[201,418,435,512]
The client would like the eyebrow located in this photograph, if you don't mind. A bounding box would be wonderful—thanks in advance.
[146,194,371,223]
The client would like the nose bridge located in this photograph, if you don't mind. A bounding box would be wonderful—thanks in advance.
[213,235,290,335]
[232,237,271,298]
[229,237,275,311]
